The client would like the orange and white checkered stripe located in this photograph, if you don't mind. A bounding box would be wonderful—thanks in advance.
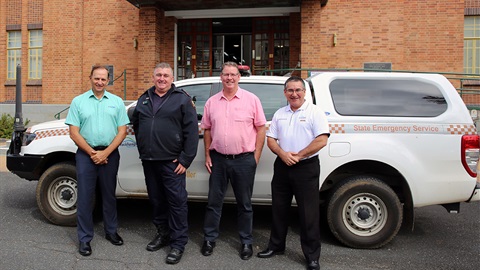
[329,124,345,134]
[447,124,477,135]
[32,123,478,140]
[35,128,70,140]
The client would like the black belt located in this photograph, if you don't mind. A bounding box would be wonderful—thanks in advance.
[92,146,108,150]
[213,150,254,160]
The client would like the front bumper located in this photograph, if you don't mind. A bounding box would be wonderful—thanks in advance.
[6,151,44,180]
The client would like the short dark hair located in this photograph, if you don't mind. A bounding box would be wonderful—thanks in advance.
[284,76,305,89]
[90,65,109,77]
[221,62,239,73]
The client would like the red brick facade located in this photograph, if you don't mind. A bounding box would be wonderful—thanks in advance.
[0,0,477,104]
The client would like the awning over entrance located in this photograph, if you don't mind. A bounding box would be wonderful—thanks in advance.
[125,0,301,10]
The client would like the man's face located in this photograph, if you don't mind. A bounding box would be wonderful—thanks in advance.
[90,68,109,94]
[220,66,240,91]
[152,67,174,93]
[284,80,306,110]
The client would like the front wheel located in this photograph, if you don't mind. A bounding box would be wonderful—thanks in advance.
[36,162,78,226]
[327,176,402,248]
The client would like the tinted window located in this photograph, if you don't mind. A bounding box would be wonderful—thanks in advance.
[239,82,287,120]
[181,84,212,119]
[329,79,447,117]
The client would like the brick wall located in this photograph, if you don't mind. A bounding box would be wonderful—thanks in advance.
[0,0,139,105]
[0,0,475,105]
[300,0,464,77]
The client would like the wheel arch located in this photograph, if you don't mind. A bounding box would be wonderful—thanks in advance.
[33,151,76,180]
[320,159,414,230]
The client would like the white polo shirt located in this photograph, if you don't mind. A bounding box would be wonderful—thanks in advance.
[267,99,330,159]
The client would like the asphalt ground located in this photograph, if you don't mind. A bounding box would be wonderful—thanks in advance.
[0,170,479,270]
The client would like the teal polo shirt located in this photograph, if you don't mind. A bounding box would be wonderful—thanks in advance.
[65,90,130,147]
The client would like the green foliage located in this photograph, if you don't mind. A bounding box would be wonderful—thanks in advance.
[0,113,30,139]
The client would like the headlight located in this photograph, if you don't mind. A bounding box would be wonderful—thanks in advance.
[23,130,36,146]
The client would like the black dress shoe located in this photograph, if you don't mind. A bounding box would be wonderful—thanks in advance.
[105,232,124,246]
[257,248,285,258]
[79,241,92,256]
[201,240,216,256]
[240,244,253,260]
[307,260,320,270]
[146,233,170,251]
[166,248,183,264]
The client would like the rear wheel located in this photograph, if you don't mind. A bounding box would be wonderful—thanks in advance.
[36,162,77,226]
[327,176,402,248]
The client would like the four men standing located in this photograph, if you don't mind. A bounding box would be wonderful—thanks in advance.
[68,63,328,269]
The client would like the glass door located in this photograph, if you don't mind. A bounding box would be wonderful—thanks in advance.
[177,19,212,79]
[252,17,290,75]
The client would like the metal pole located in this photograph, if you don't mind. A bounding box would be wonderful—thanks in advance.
[14,64,24,131]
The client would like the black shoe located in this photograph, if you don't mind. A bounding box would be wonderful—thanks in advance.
[146,233,170,251]
[79,241,92,256]
[201,240,216,256]
[257,248,285,258]
[240,244,253,260]
[105,232,124,246]
[166,248,183,264]
[307,260,320,270]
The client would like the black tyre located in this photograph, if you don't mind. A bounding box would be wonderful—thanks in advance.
[327,176,402,248]
[36,162,77,226]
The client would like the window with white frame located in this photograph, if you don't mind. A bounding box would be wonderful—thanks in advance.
[464,16,480,75]
[29,29,43,80]
[7,31,21,80]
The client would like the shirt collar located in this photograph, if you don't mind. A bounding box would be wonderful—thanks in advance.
[286,99,310,112]
[220,87,243,100]
[88,89,110,100]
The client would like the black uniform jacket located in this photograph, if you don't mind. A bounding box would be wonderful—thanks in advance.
[131,84,199,168]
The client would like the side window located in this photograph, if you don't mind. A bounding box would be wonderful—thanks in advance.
[181,84,212,120]
[330,79,447,117]
[239,82,287,120]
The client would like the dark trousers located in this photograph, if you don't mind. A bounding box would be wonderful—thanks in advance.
[76,148,120,242]
[203,151,257,244]
[268,156,321,262]
[142,160,188,251]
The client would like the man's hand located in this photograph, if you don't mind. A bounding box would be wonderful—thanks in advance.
[173,159,186,175]
[90,150,108,165]
[280,151,300,166]
[205,156,213,174]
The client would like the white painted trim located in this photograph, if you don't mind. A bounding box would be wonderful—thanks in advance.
[165,7,299,19]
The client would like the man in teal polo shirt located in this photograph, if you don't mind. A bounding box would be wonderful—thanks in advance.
[65,65,129,256]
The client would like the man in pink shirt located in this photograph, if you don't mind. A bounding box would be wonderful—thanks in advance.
[200,62,266,260]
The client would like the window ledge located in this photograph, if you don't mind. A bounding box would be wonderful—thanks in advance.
[26,80,42,86]
[4,80,16,86]
[462,80,480,86]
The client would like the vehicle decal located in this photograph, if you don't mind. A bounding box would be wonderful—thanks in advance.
[34,128,69,140]
[329,123,477,135]
[33,124,477,140]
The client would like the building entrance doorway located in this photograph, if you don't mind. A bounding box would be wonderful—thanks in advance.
[212,34,252,76]
[177,17,290,80]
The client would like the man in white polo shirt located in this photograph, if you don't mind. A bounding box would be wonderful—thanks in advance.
[257,76,330,270]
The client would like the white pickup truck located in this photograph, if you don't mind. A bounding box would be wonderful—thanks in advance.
[7,72,480,249]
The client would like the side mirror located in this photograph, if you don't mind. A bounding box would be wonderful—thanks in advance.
[127,106,136,123]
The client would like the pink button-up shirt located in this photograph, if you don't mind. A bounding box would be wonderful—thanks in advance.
[201,87,266,155]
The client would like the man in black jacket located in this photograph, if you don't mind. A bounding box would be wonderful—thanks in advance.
[131,62,198,264]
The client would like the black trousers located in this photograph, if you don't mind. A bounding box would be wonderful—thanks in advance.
[268,156,321,262]
[142,160,188,251]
